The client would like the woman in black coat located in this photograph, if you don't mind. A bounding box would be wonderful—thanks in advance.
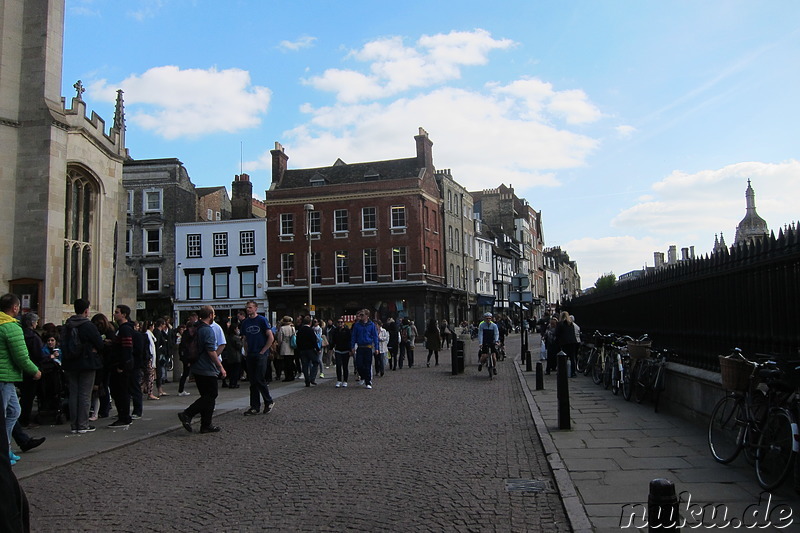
[555,311,579,377]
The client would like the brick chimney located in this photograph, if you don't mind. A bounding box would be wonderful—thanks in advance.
[231,173,253,219]
[414,127,434,174]
[271,141,289,186]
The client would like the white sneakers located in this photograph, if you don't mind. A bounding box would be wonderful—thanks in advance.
[342,382,348,387]
[335,381,342,388]
[178,391,190,397]
[366,384,373,389]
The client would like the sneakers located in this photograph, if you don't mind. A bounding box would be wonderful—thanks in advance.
[77,426,96,434]
[131,414,141,420]
[178,391,191,397]
[478,364,483,372]
[342,382,348,388]
[319,372,325,378]
[358,380,365,386]
[199,425,221,433]
[493,368,498,375]
[108,420,131,429]
[177,412,193,432]
[10,451,21,461]
[335,381,342,388]
[366,384,373,389]
[264,402,275,414]
[243,408,260,416]
[19,437,45,452]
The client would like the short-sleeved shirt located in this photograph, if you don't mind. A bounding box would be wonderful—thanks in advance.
[241,314,271,356]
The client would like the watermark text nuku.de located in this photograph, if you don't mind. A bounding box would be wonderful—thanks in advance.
[620,491,794,529]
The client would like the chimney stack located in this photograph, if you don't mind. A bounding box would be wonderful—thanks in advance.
[271,142,289,186]
[231,173,253,219]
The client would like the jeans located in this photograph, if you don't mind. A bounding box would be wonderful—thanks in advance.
[246,354,273,410]
[299,349,319,385]
[1,382,21,453]
[375,352,386,375]
[399,341,414,368]
[66,370,96,430]
[184,374,218,430]
[388,345,398,370]
[108,368,131,423]
[178,361,191,393]
[334,351,351,383]
[355,347,374,385]
[128,367,143,416]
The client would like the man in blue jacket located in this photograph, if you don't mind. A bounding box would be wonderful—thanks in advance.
[350,309,380,389]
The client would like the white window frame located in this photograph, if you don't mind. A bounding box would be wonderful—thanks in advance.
[280,213,294,236]
[334,209,349,233]
[127,190,134,214]
[143,227,161,255]
[390,205,406,228]
[207,208,213,220]
[363,248,378,283]
[187,271,203,300]
[240,230,255,255]
[240,269,256,298]
[213,270,229,299]
[125,229,132,256]
[392,247,408,281]
[281,253,295,286]
[187,234,202,258]
[143,266,160,293]
[213,232,228,257]
[361,207,377,230]
[335,250,349,283]
[143,188,162,213]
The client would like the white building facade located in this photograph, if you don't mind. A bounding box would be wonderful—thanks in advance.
[174,219,268,322]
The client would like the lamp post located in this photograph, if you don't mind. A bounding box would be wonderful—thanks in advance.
[304,203,314,317]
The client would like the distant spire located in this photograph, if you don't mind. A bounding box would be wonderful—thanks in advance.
[113,89,125,131]
[734,180,768,246]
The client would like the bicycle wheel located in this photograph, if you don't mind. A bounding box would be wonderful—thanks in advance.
[602,355,613,390]
[611,362,620,395]
[708,395,746,464]
[591,351,603,384]
[583,348,595,376]
[622,360,633,401]
[755,408,796,490]
[632,362,649,404]
[575,346,589,374]
[652,364,665,413]
[487,356,494,380]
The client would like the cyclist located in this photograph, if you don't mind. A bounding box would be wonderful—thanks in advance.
[477,312,499,375]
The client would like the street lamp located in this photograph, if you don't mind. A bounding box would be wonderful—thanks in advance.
[304,203,314,317]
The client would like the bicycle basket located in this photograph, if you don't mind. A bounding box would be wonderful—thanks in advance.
[627,340,652,361]
[718,355,752,392]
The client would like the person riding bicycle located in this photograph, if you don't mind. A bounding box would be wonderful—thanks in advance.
[477,312,499,375]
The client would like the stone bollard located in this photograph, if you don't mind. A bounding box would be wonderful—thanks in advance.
[557,350,570,429]
[535,361,544,390]
[648,478,681,531]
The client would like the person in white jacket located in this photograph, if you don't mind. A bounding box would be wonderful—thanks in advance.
[376,320,389,377]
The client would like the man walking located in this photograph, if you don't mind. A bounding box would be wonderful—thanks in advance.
[108,305,134,428]
[177,306,226,433]
[0,294,41,465]
[295,316,319,387]
[61,299,104,434]
[350,309,380,389]
[240,301,275,416]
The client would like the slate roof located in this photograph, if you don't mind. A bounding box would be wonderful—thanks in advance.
[277,157,420,189]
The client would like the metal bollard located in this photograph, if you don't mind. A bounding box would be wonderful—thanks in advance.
[525,349,532,372]
[648,478,681,531]
[535,361,544,390]
[557,350,570,429]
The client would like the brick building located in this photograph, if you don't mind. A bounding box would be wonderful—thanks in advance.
[197,186,231,221]
[262,128,449,324]
[122,158,198,320]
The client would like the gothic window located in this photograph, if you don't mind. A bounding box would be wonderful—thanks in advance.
[63,169,97,304]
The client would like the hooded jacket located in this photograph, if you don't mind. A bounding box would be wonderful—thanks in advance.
[61,315,105,371]
[0,311,39,382]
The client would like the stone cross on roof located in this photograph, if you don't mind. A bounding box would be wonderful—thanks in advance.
[73,80,85,100]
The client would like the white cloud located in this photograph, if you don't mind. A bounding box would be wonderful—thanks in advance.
[279,36,317,52]
[89,66,271,139]
[249,86,598,191]
[305,29,515,103]
[615,125,636,138]
[570,160,800,288]
[127,0,164,21]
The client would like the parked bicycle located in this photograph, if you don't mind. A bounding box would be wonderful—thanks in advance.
[707,349,798,490]
[631,345,668,412]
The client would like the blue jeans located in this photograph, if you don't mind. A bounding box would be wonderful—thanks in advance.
[299,349,319,385]
[355,347,374,385]
[1,382,21,453]
[246,354,273,410]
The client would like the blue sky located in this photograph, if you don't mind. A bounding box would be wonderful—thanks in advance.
[63,0,800,289]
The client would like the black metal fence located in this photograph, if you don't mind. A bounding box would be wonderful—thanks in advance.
[565,226,800,371]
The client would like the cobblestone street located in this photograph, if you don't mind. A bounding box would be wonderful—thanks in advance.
[23,341,569,532]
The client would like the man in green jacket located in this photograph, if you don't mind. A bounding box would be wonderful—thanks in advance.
[0,294,41,466]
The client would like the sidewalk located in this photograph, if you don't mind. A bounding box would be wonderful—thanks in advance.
[513,336,798,531]
[12,375,313,481]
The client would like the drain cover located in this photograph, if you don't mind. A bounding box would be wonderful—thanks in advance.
[505,479,552,493]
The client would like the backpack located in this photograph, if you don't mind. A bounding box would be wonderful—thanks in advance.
[400,325,410,343]
[180,324,202,364]
[60,325,85,362]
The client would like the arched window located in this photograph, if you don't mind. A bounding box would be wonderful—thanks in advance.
[63,168,97,304]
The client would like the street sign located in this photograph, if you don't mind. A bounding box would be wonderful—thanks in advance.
[509,291,533,303]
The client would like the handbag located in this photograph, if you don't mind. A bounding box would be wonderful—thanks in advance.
[290,333,297,350]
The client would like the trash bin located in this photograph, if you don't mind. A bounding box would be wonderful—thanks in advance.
[451,339,465,375]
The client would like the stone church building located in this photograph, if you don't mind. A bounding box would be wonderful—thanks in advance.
[0,0,131,323]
